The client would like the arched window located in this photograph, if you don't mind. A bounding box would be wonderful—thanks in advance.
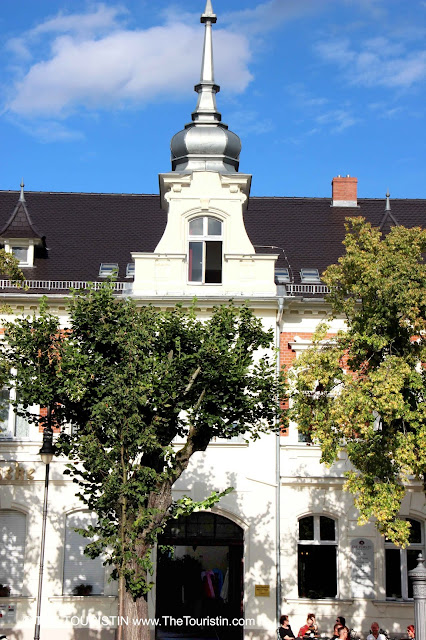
[188,216,222,284]
[298,515,337,598]
[0,510,26,595]
[385,518,424,599]
[63,512,105,595]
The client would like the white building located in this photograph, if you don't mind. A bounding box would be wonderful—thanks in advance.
[0,2,424,640]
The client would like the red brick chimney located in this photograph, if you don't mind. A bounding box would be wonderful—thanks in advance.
[331,175,358,207]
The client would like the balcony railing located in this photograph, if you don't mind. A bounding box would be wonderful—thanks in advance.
[0,280,131,293]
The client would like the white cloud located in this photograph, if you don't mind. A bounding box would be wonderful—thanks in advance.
[223,0,333,34]
[5,7,252,119]
[315,37,426,88]
[315,109,360,133]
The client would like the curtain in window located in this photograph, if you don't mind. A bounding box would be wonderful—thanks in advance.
[0,510,26,595]
[63,512,104,595]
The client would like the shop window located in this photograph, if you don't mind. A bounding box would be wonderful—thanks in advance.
[298,515,337,598]
[0,510,26,595]
[188,216,222,284]
[385,518,424,599]
[63,512,105,595]
[0,387,31,440]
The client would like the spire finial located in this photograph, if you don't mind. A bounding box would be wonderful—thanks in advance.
[385,190,391,211]
[192,0,220,123]
[20,178,25,203]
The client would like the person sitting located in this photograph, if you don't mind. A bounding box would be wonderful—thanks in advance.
[331,623,343,640]
[298,613,318,638]
[407,625,415,639]
[367,622,386,640]
[278,615,295,640]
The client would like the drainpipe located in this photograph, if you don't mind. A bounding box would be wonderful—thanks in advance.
[276,297,284,625]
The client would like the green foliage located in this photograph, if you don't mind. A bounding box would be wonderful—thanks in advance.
[287,218,426,546]
[1,285,282,597]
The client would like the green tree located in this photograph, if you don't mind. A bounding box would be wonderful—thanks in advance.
[287,218,426,546]
[2,285,282,640]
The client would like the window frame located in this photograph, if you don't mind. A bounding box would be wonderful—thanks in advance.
[4,239,34,268]
[0,385,33,440]
[297,514,339,599]
[385,517,424,600]
[187,216,223,285]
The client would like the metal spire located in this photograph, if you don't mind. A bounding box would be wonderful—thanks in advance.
[192,0,221,123]
[19,178,25,203]
[379,190,399,229]
[385,190,391,211]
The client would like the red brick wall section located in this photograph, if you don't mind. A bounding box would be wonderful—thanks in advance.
[39,406,61,433]
[331,176,357,203]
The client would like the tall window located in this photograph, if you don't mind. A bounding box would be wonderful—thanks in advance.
[63,512,105,595]
[0,510,26,595]
[188,216,222,284]
[0,387,31,439]
[385,518,424,599]
[298,515,337,598]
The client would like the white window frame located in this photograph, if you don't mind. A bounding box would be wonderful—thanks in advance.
[0,509,27,596]
[0,385,34,440]
[63,511,106,596]
[99,263,118,278]
[4,239,34,268]
[188,216,223,285]
[385,517,424,600]
[298,514,339,598]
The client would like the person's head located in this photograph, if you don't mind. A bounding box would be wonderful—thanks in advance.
[371,623,380,637]
[338,627,349,640]
[307,613,316,624]
[334,624,343,635]
[280,615,289,626]
[336,617,346,628]
[407,625,415,638]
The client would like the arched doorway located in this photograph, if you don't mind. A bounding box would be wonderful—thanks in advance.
[156,512,244,639]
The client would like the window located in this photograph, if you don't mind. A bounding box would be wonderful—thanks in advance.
[188,216,222,284]
[126,263,135,277]
[99,263,118,278]
[275,268,290,284]
[0,387,31,439]
[4,240,34,267]
[0,510,26,595]
[300,268,321,283]
[63,512,105,595]
[385,518,424,599]
[298,515,337,598]
[11,246,28,264]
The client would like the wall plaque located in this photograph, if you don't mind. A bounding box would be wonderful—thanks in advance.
[351,538,374,598]
[255,585,270,597]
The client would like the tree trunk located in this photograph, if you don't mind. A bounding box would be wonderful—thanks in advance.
[121,588,151,640]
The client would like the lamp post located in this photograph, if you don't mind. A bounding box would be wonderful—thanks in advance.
[408,552,426,640]
[34,408,55,640]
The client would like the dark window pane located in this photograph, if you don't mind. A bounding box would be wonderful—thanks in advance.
[189,218,204,236]
[299,516,314,540]
[298,544,336,598]
[205,241,222,283]
[0,388,9,424]
[408,519,422,544]
[385,548,401,598]
[320,516,335,541]
[207,217,222,236]
[407,549,421,598]
[189,242,203,282]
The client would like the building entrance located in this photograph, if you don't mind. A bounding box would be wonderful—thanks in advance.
[156,512,244,639]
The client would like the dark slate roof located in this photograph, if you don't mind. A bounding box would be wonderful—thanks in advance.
[0,189,424,290]
[0,198,44,241]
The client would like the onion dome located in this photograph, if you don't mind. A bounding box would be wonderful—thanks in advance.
[170,1,241,174]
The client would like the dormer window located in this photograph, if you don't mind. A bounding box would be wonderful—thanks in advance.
[4,240,34,267]
[188,216,222,284]
[99,263,118,278]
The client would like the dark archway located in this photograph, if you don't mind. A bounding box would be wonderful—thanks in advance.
[156,512,244,639]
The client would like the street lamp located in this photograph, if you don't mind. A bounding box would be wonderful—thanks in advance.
[408,553,426,640]
[34,408,55,640]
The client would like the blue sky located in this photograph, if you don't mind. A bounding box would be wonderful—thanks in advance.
[0,0,425,198]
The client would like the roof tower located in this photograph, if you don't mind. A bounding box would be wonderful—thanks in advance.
[170,0,241,173]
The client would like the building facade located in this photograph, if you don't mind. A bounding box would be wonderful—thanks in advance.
[0,3,425,640]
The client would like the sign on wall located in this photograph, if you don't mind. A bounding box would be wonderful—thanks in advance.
[255,585,270,597]
[0,603,17,625]
[350,538,375,598]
